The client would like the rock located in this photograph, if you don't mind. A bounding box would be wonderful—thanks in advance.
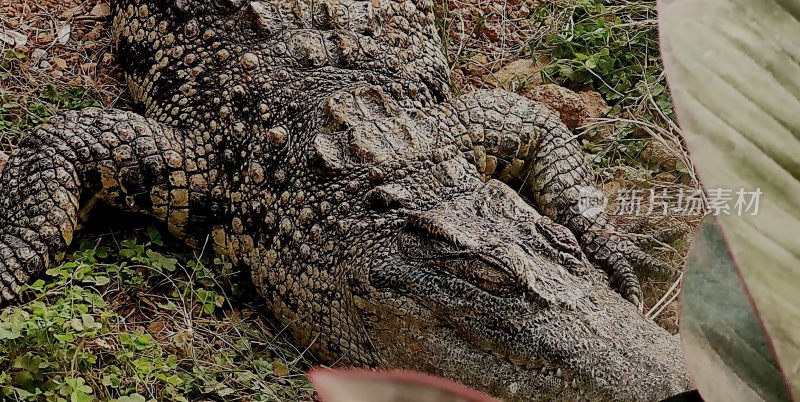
[0,29,27,47]
[52,57,68,69]
[464,53,489,77]
[472,54,489,66]
[641,140,680,170]
[56,24,71,45]
[31,48,47,66]
[578,90,610,120]
[525,84,609,131]
[91,3,111,17]
[488,57,546,91]
[579,90,615,142]
[654,172,678,183]
[480,22,501,41]
[526,84,582,129]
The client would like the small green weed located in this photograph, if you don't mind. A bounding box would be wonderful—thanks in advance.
[0,82,99,151]
[531,0,682,177]
[0,50,101,151]
[0,228,313,402]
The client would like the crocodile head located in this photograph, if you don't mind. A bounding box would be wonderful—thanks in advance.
[352,176,693,401]
[287,88,693,400]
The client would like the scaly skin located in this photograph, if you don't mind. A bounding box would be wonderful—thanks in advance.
[0,1,691,400]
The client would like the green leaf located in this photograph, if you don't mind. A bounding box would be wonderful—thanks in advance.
[54,333,75,343]
[146,226,163,246]
[95,247,108,259]
[45,267,63,277]
[145,250,177,272]
[70,318,84,332]
[156,300,177,310]
[91,276,110,286]
[660,0,800,399]
[0,323,22,340]
[114,394,146,402]
[217,387,235,397]
[102,374,120,388]
[70,390,91,402]
[12,371,35,390]
[166,355,178,369]
[681,217,789,401]
[134,333,153,350]
[13,354,42,374]
[13,387,35,399]
[118,249,135,259]
[196,289,217,315]
[81,314,101,331]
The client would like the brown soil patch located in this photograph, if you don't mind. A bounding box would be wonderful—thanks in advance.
[1,1,126,151]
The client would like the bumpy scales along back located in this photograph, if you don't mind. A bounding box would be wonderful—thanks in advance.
[0,0,692,400]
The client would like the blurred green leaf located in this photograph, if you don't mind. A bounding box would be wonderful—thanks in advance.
[146,227,163,246]
[660,0,800,399]
[680,217,789,401]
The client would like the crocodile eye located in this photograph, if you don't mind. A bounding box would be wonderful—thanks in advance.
[437,258,520,296]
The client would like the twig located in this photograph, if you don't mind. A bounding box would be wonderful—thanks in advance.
[646,272,683,319]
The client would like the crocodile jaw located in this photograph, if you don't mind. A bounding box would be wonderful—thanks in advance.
[362,262,692,401]
[356,183,693,401]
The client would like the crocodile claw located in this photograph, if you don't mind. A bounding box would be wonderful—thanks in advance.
[603,234,679,308]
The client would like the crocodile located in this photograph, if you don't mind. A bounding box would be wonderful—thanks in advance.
[0,0,694,400]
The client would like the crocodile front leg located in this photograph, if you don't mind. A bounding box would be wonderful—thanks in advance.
[0,107,208,305]
[444,89,676,306]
